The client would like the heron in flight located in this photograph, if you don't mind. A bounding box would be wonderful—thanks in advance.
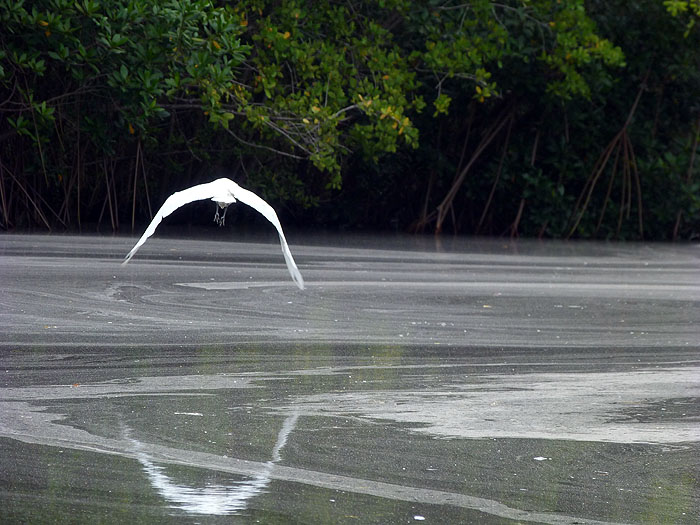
[122,178,304,289]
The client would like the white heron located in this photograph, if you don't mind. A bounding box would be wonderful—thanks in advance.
[122,178,304,289]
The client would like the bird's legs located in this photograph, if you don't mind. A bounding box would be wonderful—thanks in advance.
[214,203,229,226]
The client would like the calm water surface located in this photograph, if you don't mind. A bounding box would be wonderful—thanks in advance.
[1,234,698,523]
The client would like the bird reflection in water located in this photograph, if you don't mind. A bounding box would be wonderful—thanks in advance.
[128,412,299,515]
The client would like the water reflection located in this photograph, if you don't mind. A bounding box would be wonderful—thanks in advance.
[128,412,298,515]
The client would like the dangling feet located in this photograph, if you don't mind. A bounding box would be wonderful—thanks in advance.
[213,203,229,226]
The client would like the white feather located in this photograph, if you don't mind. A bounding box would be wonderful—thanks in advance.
[122,178,304,290]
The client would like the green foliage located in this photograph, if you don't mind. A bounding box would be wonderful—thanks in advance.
[0,0,697,239]
[234,0,427,184]
[535,0,625,99]
[664,0,700,35]
[0,0,248,138]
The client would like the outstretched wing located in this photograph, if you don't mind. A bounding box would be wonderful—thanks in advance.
[232,184,305,290]
[122,181,219,265]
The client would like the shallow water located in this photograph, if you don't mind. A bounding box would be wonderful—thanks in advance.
[1,234,698,523]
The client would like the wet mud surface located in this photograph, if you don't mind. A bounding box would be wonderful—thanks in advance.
[1,234,699,523]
